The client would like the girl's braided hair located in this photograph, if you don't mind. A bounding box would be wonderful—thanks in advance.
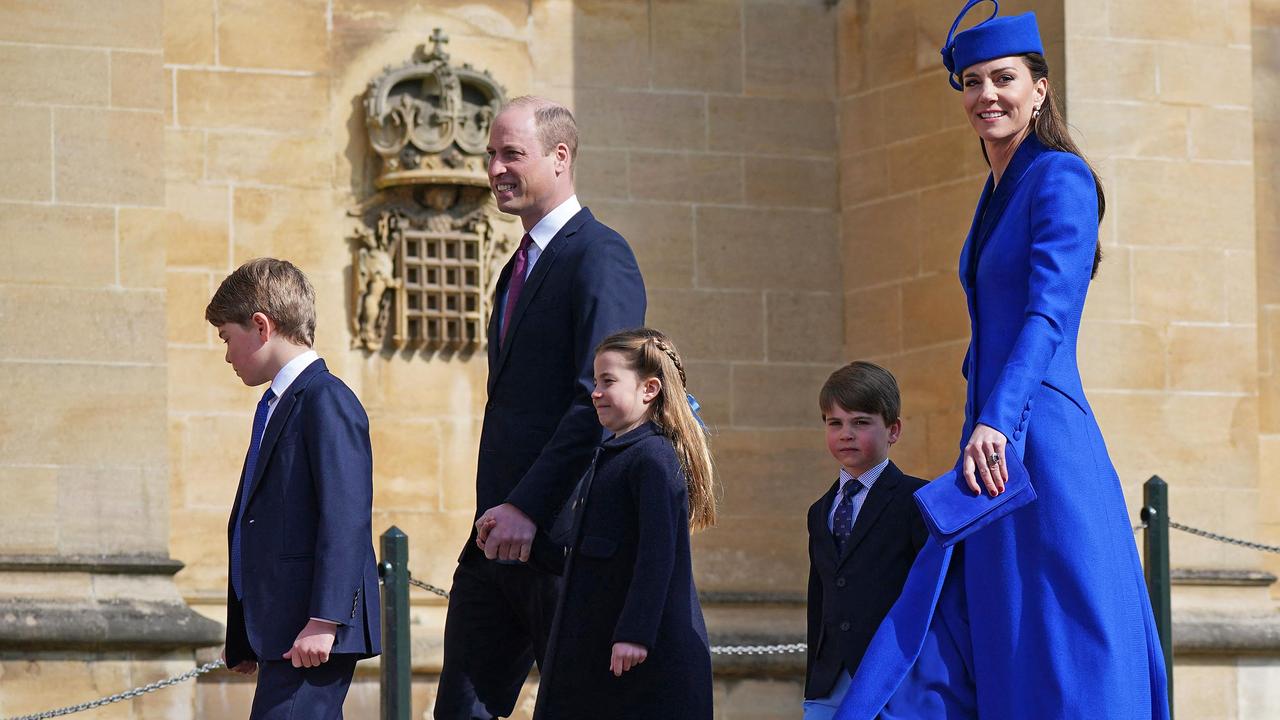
[595,327,716,531]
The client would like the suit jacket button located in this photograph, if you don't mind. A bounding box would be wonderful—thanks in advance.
[247,519,255,525]
[836,577,847,588]
[840,621,851,631]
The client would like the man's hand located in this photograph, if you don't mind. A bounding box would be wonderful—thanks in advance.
[282,619,337,668]
[220,646,257,675]
[609,642,648,676]
[475,503,536,562]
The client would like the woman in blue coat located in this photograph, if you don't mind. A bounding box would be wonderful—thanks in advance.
[532,328,715,720]
[837,3,1170,718]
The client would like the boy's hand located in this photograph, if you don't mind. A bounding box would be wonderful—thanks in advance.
[282,619,337,668]
[609,642,648,677]
[220,647,257,675]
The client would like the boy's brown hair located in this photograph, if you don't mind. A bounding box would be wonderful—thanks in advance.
[205,258,316,347]
[819,361,901,426]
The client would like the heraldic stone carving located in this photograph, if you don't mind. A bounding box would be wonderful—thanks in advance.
[350,29,517,352]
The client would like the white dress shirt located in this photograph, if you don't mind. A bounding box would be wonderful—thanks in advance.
[265,350,319,426]
[827,457,890,532]
[500,195,582,316]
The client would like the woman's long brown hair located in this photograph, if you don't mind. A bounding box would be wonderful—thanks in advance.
[980,52,1105,278]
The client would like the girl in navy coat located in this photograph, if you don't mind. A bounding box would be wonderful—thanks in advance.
[836,3,1168,719]
[532,328,716,720]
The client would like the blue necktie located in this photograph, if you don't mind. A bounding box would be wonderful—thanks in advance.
[832,481,864,554]
[230,387,275,599]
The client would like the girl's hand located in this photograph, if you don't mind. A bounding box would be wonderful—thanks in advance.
[474,516,497,551]
[963,423,1008,497]
[609,642,648,676]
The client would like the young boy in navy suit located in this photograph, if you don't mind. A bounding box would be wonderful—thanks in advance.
[803,362,928,720]
[207,258,381,720]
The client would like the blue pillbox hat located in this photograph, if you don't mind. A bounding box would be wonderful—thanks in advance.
[941,0,1044,91]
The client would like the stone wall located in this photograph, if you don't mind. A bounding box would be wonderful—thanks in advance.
[568,0,841,598]
[1255,0,1280,599]
[0,1,221,717]
[1066,0,1261,573]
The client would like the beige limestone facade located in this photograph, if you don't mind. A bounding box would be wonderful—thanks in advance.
[2,0,1279,717]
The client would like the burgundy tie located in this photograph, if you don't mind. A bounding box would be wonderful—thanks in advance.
[501,233,534,345]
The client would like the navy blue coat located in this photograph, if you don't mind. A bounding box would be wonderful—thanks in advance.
[836,136,1168,719]
[224,359,381,666]
[534,423,712,720]
[467,207,647,566]
[805,461,927,699]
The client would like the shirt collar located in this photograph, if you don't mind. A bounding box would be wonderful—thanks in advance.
[269,350,319,401]
[837,457,890,496]
[527,195,581,250]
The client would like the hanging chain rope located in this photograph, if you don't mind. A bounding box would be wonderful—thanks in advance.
[407,574,451,599]
[27,517,1275,717]
[1169,520,1280,554]
[401,572,805,655]
[1,659,225,720]
[710,642,806,655]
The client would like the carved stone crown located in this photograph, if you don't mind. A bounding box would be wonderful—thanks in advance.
[363,29,506,189]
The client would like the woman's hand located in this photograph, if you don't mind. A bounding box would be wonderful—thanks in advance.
[963,423,1008,497]
[609,642,648,677]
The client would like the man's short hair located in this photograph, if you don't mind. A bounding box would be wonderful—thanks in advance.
[205,258,316,347]
[505,95,578,164]
[819,361,902,426]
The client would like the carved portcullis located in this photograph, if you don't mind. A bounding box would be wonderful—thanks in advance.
[351,30,517,352]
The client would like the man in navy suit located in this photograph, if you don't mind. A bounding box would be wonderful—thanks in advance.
[207,258,381,720]
[434,97,647,719]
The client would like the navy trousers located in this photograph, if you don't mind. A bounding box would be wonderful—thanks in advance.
[435,557,560,719]
[249,655,358,720]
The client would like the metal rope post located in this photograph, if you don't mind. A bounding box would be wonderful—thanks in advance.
[1141,476,1174,718]
[379,526,412,720]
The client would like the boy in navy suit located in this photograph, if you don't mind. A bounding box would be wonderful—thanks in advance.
[803,362,928,720]
[207,258,381,720]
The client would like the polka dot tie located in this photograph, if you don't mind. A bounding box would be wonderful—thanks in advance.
[833,481,864,554]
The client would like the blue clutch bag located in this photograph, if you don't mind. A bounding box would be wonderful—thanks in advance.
[913,448,1036,547]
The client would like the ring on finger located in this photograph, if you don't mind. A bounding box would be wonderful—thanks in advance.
[987,452,1000,467]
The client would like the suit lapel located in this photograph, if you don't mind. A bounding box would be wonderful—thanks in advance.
[810,482,840,569]
[837,462,903,567]
[487,256,516,395]
[244,358,327,507]
[969,134,1047,276]
[489,208,592,386]
[958,177,993,294]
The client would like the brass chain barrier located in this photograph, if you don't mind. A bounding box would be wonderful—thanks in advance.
[1,660,225,720]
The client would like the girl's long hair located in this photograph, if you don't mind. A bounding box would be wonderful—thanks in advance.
[596,328,717,531]
[980,53,1105,278]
